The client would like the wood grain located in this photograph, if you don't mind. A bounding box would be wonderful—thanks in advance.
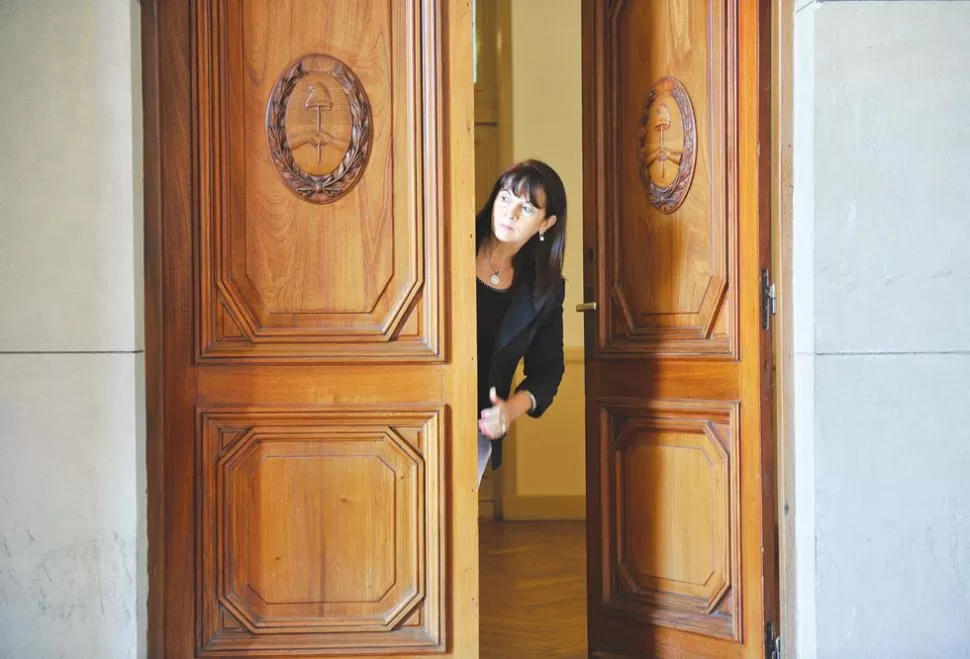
[199,408,444,652]
[144,0,478,656]
[442,0,480,655]
[582,0,778,656]
[141,0,164,653]
[602,399,741,640]
[772,1,796,656]
[480,521,587,659]
[597,0,734,358]
[195,0,442,362]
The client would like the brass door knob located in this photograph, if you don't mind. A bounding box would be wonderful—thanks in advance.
[576,301,598,312]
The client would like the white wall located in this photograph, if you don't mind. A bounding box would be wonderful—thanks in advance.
[0,1,145,657]
[793,1,970,657]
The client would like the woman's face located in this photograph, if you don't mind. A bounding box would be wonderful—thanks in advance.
[491,186,557,245]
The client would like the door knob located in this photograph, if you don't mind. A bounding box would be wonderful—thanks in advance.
[576,301,598,312]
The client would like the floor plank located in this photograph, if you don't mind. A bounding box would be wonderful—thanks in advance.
[480,520,588,659]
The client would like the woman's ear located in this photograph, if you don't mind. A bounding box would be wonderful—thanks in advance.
[540,215,558,235]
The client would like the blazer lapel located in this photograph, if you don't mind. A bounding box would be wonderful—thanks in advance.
[493,288,542,354]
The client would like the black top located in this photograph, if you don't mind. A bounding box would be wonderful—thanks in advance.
[473,270,566,470]
[476,278,514,414]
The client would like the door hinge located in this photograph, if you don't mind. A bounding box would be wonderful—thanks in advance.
[761,269,776,330]
[765,620,781,659]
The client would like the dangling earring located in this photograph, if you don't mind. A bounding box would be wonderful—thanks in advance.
[539,232,545,242]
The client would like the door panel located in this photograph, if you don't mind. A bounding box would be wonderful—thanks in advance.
[582,1,777,657]
[198,408,445,653]
[604,399,741,641]
[606,0,734,357]
[143,1,477,657]
[199,0,440,360]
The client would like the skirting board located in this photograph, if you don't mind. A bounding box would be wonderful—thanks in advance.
[501,495,586,521]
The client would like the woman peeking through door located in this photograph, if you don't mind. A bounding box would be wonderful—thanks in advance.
[476,159,567,486]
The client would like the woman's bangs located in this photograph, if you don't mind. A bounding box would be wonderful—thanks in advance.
[498,167,546,209]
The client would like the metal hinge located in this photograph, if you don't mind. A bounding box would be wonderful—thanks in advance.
[761,269,776,330]
[765,620,781,659]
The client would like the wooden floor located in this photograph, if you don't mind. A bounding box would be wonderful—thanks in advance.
[480,520,587,659]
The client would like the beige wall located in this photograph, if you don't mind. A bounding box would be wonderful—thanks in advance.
[792,2,970,656]
[0,1,145,657]
[506,0,586,506]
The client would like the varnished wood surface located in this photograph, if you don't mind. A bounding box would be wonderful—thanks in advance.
[582,0,777,656]
[598,0,734,357]
[196,0,443,361]
[772,0,796,656]
[480,521,587,659]
[144,0,478,656]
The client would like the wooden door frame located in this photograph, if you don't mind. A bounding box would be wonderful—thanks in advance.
[142,0,796,654]
[141,1,163,651]
[772,0,796,656]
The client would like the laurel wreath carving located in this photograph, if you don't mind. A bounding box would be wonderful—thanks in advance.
[638,77,697,215]
[266,56,373,204]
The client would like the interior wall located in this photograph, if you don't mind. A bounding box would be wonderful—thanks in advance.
[792,1,970,656]
[0,1,145,657]
[504,0,586,511]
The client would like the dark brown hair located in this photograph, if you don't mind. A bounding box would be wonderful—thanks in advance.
[475,159,567,302]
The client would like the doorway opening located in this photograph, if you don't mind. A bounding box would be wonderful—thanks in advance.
[473,2,589,657]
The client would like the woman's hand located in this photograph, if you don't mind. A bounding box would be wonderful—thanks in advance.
[479,387,533,439]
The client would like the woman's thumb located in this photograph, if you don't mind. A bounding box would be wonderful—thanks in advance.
[489,387,499,403]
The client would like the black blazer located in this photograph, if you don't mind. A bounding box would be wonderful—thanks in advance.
[485,276,566,468]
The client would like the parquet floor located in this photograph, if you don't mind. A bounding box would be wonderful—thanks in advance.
[480,520,588,659]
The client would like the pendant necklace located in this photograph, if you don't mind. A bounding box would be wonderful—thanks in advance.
[486,245,512,287]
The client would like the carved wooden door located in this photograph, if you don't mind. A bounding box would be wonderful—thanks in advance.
[144,1,478,657]
[581,1,779,657]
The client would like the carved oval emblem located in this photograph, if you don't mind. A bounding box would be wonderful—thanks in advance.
[638,76,697,214]
[266,54,373,204]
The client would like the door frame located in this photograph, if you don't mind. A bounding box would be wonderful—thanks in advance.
[141,0,797,655]
[772,0,796,656]
[141,1,163,652]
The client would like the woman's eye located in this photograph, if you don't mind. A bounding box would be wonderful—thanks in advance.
[523,204,536,215]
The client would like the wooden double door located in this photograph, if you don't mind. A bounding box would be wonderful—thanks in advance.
[144,1,777,657]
